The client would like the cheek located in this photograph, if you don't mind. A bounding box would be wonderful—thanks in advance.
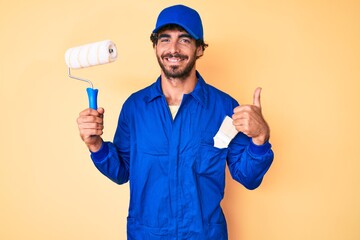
[154,46,159,55]
[154,49,163,60]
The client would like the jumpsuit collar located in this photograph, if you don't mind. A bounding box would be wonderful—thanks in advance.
[145,71,208,108]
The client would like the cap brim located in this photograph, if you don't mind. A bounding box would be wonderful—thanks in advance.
[152,22,200,40]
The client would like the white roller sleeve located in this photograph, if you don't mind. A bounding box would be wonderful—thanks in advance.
[65,40,117,69]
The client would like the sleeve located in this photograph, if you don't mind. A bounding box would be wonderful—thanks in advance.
[227,134,274,190]
[225,97,274,190]
[90,102,131,185]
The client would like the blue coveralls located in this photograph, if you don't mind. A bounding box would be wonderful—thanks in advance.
[90,72,274,239]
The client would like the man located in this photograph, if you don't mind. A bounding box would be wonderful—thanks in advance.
[77,4,273,240]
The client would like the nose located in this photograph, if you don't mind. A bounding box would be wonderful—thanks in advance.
[168,41,180,54]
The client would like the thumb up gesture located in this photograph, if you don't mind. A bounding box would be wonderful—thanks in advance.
[232,87,270,145]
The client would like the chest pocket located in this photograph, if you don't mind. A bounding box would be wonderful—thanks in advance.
[196,131,228,175]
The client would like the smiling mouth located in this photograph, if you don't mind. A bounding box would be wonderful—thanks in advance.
[163,54,187,63]
[166,57,182,63]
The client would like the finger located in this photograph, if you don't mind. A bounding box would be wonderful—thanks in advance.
[78,122,104,130]
[233,121,250,135]
[232,112,250,123]
[233,106,242,113]
[80,128,103,138]
[79,108,97,117]
[233,105,252,113]
[79,122,104,132]
[232,115,249,127]
[253,87,262,108]
[77,115,103,124]
[97,107,105,115]
[79,108,104,117]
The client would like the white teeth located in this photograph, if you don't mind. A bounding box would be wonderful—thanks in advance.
[166,57,181,62]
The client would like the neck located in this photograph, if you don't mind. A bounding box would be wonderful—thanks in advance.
[161,70,198,106]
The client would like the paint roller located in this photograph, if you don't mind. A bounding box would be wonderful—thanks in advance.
[65,40,117,109]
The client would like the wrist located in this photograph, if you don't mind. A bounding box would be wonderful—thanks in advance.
[252,137,266,146]
[87,138,103,153]
[252,132,270,146]
[252,123,270,145]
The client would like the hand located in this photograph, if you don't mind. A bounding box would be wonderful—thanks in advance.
[232,87,270,145]
[76,107,105,152]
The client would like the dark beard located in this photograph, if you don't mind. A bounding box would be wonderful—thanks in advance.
[157,53,196,80]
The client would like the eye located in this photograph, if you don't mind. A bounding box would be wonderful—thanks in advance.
[159,38,170,43]
[180,38,191,44]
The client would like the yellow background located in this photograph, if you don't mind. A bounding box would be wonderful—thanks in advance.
[1,0,359,239]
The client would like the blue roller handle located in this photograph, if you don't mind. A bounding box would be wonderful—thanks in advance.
[86,88,98,110]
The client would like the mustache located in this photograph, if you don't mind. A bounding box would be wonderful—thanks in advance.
[162,53,188,59]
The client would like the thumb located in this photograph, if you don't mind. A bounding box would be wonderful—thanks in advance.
[253,87,262,108]
[97,107,105,115]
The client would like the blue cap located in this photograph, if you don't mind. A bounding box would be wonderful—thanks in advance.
[152,5,204,40]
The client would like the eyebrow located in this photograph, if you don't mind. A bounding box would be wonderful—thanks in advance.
[158,33,171,39]
[179,33,193,39]
[158,33,193,39]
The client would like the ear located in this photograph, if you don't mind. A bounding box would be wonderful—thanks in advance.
[196,46,204,58]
